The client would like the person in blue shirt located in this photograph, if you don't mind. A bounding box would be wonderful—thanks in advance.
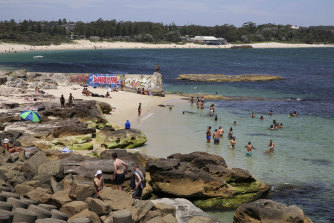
[125,120,131,129]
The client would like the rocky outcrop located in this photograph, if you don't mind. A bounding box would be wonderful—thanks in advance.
[97,128,147,149]
[151,198,221,223]
[177,74,283,82]
[233,199,313,223]
[147,152,271,209]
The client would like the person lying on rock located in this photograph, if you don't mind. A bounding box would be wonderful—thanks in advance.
[3,138,25,153]
[93,170,104,196]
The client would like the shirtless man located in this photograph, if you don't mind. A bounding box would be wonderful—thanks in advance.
[206,126,212,143]
[213,129,220,144]
[200,100,204,109]
[229,137,236,149]
[190,97,194,105]
[218,126,224,137]
[68,93,74,108]
[93,170,104,196]
[112,153,128,190]
[245,142,256,156]
[266,139,275,153]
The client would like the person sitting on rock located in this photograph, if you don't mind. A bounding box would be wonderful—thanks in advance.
[113,86,118,92]
[93,170,104,196]
[4,139,25,153]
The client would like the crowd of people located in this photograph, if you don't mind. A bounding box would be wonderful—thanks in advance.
[188,96,291,157]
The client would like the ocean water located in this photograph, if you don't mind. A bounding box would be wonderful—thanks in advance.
[0,48,334,222]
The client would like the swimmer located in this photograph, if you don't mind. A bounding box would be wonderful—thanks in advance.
[251,112,255,118]
[273,120,277,125]
[269,125,275,130]
[214,115,218,121]
[206,126,212,143]
[233,121,237,126]
[200,101,204,109]
[190,97,194,104]
[196,97,200,108]
[260,116,264,120]
[291,111,298,117]
[269,110,273,116]
[245,142,256,156]
[209,104,215,113]
[218,126,224,137]
[228,127,233,139]
[229,137,236,149]
[279,123,283,128]
[213,129,220,144]
[266,139,275,153]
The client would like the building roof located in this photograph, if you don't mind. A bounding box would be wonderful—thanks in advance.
[194,36,217,41]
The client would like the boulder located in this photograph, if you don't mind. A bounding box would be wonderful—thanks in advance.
[38,203,57,211]
[99,188,133,211]
[61,201,88,217]
[146,216,164,223]
[85,197,110,216]
[131,200,154,223]
[38,160,64,179]
[13,207,37,223]
[154,203,176,217]
[233,199,313,223]
[15,180,41,196]
[151,198,220,223]
[36,218,66,223]
[50,189,72,208]
[25,187,51,203]
[27,204,52,219]
[113,209,132,223]
[25,151,49,175]
[162,214,178,223]
[0,201,12,211]
[51,209,68,221]
[147,152,270,209]
[69,181,95,201]
[97,128,147,149]
[96,102,112,114]
[187,216,214,223]
[68,209,101,223]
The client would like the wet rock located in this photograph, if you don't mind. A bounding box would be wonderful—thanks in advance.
[233,199,313,223]
[97,128,147,149]
[96,102,112,114]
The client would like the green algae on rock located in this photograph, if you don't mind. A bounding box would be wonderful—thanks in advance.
[176,74,283,82]
[96,128,147,149]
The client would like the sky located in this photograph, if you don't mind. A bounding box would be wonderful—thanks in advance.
[0,0,333,27]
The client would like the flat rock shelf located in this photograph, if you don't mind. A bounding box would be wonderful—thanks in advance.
[176,74,283,82]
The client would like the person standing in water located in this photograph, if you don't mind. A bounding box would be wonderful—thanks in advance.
[206,126,212,143]
[190,97,194,105]
[229,137,236,149]
[209,104,215,114]
[60,94,65,109]
[251,112,255,118]
[269,110,273,116]
[245,142,256,156]
[213,129,220,144]
[112,153,128,190]
[228,127,233,139]
[266,139,275,153]
[68,93,74,108]
[138,103,142,116]
[218,126,224,137]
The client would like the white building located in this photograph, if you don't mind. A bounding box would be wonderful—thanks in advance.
[192,36,226,45]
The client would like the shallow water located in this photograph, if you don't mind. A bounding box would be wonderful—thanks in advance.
[1,48,334,222]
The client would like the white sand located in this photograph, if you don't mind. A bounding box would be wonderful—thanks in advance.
[1,40,333,54]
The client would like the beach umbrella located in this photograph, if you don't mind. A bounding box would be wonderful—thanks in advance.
[20,111,41,122]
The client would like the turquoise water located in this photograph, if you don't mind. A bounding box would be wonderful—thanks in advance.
[1,48,334,222]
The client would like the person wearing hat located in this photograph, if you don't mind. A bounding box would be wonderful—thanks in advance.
[93,170,104,196]
[2,138,9,151]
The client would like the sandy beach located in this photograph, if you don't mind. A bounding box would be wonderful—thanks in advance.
[0,83,183,127]
[0,40,333,54]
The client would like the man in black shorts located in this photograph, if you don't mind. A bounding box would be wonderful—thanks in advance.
[112,153,128,190]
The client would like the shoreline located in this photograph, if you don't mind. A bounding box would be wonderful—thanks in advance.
[1,40,334,54]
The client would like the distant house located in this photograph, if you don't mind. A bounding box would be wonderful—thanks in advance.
[290,25,300,30]
[193,36,226,45]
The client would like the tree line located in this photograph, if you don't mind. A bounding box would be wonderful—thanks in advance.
[0,19,333,45]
